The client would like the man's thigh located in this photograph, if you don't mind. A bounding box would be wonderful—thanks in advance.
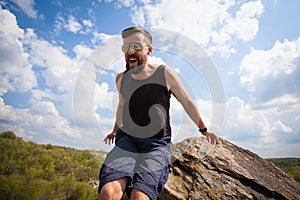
[137,136,172,173]
[99,135,139,193]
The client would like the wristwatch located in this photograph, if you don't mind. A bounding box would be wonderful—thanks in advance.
[199,127,207,135]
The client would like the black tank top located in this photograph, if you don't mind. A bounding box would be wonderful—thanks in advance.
[120,65,171,138]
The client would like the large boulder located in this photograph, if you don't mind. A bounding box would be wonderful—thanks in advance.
[158,137,300,200]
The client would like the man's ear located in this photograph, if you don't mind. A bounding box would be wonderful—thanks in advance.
[147,45,153,55]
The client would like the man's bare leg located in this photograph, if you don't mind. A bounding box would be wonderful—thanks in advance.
[130,189,150,200]
[98,177,129,200]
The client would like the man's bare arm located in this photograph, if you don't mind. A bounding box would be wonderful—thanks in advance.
[115,72,124,128]
[104,72,124,145]
[165,67,218,143]
[165,68,205,128]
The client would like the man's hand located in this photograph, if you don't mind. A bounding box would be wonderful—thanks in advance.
[204,132,218,145]
[103,131,116,145]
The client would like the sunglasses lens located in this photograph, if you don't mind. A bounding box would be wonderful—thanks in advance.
[133,42,143,50]
[121,42,144,53]
[121,44,129,53]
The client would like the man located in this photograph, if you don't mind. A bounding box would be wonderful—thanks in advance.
[98,26,218,200]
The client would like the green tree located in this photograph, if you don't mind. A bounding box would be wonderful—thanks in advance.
[0,131,16,140]
[0,136,102,199]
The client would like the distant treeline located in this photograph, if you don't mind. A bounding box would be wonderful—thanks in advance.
[266,157,300,184]
[0,131,103,200]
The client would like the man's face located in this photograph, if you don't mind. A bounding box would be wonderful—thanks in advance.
[122,32,152,69]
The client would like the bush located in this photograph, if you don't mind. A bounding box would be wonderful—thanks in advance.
[0,135,103,200]
[0,131,16,140]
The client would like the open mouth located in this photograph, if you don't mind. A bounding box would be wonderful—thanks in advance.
[129,58,137,63]
[128,57,138,67]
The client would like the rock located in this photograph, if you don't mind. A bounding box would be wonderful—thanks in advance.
[158,137,300,200]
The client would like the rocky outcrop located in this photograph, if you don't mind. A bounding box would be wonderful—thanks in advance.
[158,137,300,200]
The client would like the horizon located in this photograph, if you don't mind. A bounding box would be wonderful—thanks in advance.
[2,130,299,159]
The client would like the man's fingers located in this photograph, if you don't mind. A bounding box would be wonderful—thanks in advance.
[206,135,212,144]
[205,133,218,145]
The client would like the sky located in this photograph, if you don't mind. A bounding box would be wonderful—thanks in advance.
[0,0,299,158]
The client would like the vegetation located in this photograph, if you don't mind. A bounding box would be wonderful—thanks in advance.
[0,131,105,200]
[1,131,299,199]
[267,158,300,184]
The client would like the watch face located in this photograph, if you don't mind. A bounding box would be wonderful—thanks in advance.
[200,128,207,133]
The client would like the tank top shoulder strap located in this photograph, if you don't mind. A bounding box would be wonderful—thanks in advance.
[151,65,167,86]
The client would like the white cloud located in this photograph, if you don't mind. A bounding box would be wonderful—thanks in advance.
[54,13,64,34]
[28,97,74,134]
[148,55,166,66]
[54,14,85,34]
[94,82,116,110]
[127,0,264,57]
[225,0,264,41]
[222,96,300,157]
[223,97,270,141]
[115,0,135,8]
[87,34,124,72]
[73,44,93,62]
[236,140,300,158]
[261,94,299,113]
[0,8,37,95]
[132,0,223,45]
[0,8,90,148]
[174,68,180,73]
[0,97,18,121]
[23,28,80,91]
[240,36,300,105]
[130,5,145,26]
[29,98,59,115]
[64,15,82,33]
[208,44,236,58]
[236,35,300,155]
[83,19,93,28]
[169,96,222,144]
[272,120,292,133]
[80,19,94,34]
[0,94,80,147]
[91,32,115,46]
[11,0,38,18]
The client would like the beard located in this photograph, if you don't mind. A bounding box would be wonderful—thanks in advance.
[126,54,142,66]
[125,54,147,74]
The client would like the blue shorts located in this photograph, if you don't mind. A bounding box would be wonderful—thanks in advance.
[98,131,172,200]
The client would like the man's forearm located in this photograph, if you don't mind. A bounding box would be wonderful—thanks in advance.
[183,99,207,132]
[115,104,122,128]
[112,122,119,132]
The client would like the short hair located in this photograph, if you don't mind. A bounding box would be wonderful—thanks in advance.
[121,26,152,45]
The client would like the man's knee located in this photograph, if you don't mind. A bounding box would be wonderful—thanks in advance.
[99,184,116,199]
[130,189,150,200]
[98,178,129,200]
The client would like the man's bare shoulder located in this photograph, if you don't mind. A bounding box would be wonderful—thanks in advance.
[116,72,124,83]
[162,66,180,91]
[163,66,177,79]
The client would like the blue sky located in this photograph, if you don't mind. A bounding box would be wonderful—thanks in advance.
[0,0,299,158]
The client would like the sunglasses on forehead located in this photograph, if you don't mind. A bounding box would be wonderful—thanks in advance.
[121,42,148,53]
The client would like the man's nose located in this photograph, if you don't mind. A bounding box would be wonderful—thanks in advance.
[127,47,135,54]
[127,45,135,54]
